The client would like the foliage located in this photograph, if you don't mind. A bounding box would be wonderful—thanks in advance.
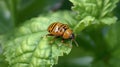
[0,0,120,67]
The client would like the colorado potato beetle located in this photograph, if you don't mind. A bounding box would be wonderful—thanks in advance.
[47,22,78,47]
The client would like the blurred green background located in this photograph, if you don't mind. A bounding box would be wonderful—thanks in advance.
[0,0,72,34]
[0,0,120,67]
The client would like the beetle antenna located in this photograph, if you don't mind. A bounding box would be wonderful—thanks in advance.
[71,39,79,47]
[71,34,79,47]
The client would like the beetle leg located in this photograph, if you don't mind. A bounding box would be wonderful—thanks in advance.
[61,39,64,43]
[46,34,54,36]
[61,39,72,48]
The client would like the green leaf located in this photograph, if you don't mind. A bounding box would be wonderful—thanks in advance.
[73,16,95,33]
[100,17,117,25]
[70,0,119,19]
[1,11,76,67]
[70,0,118,33]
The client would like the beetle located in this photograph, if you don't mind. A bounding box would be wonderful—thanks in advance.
[47,22,78,47]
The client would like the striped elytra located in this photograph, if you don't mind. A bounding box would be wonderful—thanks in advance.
[47,22,79,47]
[47,22,73,39]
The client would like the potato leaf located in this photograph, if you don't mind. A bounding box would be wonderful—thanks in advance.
[1,11,76,67]
[70,0,118,33]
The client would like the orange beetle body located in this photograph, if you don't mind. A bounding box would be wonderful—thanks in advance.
[47,22,78,47]
[47,22,74,39]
